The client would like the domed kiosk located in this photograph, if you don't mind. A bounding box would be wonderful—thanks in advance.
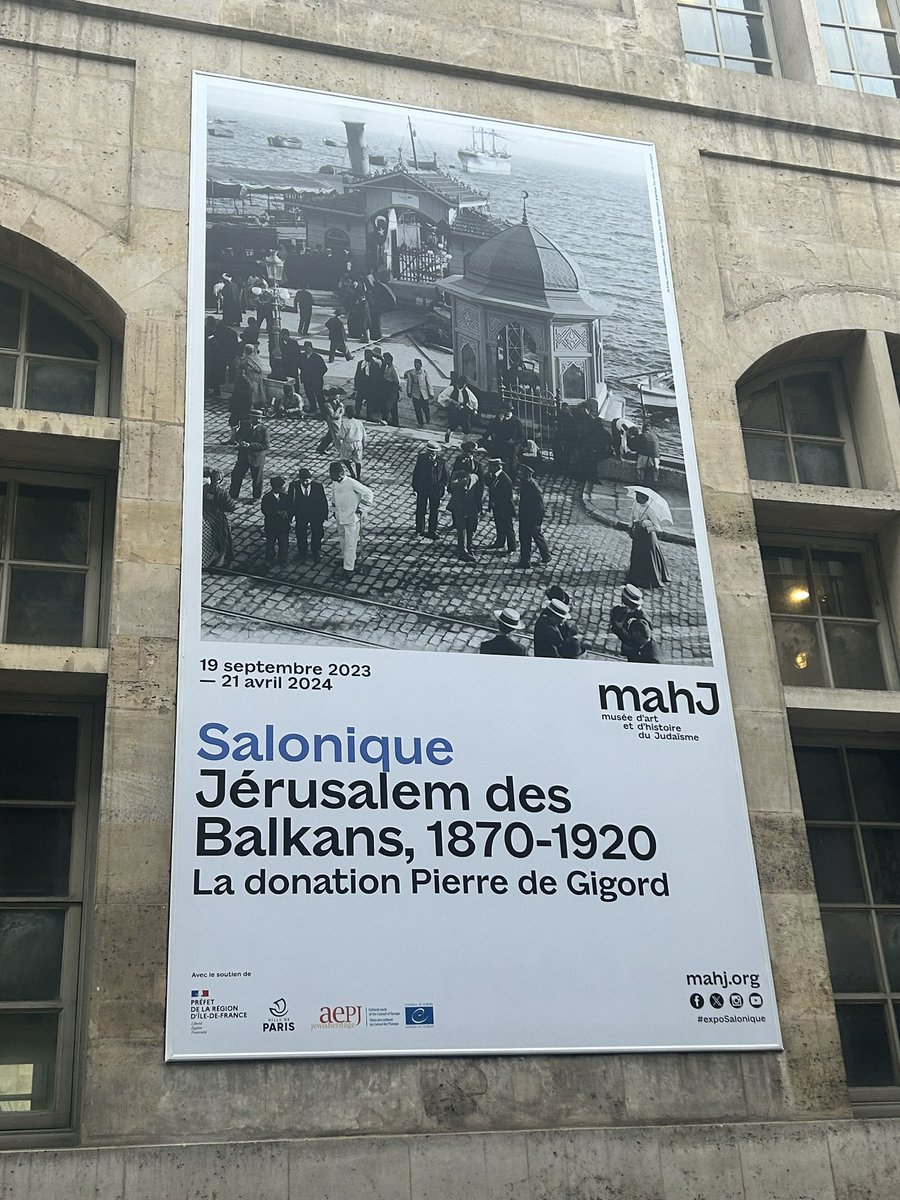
[441,215,611,411]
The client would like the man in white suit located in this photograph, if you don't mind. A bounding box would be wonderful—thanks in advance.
[329,461,373,578]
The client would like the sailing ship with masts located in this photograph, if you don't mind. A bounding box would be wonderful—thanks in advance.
[457,126,512,174]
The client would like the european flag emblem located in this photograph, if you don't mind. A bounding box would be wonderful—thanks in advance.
[405,1005,434,1026]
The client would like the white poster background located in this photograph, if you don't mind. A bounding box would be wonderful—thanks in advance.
[166,74,781,1060]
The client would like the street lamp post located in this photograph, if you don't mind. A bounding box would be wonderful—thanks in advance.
[265,250,285,379]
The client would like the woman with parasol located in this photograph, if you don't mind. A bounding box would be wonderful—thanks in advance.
[626,485,671,590]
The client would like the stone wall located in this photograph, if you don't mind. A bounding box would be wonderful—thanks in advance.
[1,0,899,1160]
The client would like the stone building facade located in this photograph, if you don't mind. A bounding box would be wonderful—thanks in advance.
[0,0,899,1196]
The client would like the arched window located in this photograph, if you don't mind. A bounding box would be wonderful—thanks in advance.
[562,361,587,400]
[0,270,112,416]
[460,342,477,383]
[323,228,350,252]
[496,323,541,390]
[737,361,857,487]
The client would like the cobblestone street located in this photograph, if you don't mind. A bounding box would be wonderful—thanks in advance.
[201,392,710,663]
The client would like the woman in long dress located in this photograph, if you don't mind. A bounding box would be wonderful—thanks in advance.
[628,489,670,589]
[201,468,235,569]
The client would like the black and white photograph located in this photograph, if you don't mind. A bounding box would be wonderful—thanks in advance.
[197,79,710,664]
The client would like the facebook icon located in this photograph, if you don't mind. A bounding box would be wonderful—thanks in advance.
[405,1005,434,1026]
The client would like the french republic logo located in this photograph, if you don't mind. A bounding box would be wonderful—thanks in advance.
[405,1005,434,1027]
[191,989,209,998]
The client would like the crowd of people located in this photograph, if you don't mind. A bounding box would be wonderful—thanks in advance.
[203,271,676,662]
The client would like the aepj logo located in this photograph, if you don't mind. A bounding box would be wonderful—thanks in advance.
[405,1005,434,1026]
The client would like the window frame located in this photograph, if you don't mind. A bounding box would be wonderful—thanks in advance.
[738,359,861,488]
[818,0,900,96]
[678,0,781,76]
[795,735,900,1109]
[0,265,113,418]
[759,534,897,691]
[0,466,108,649]
[0,699,99,1134]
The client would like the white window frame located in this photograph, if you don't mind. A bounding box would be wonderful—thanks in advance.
[738,359,861,488]
[760,534,897,690]
[0,700,99,1134]
[817,0,900,95]
[678,0,781,75]
[0,467,108,649]
[794,735,900,1110]
[0,266,112,418]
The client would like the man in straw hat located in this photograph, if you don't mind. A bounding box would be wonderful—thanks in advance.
[610,583,661,663]
[533,595,572,658]
[479,608,527,656]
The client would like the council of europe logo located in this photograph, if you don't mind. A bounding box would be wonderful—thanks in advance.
[405,1005,434,1026]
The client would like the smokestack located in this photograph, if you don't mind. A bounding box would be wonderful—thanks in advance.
[343,122,369,177]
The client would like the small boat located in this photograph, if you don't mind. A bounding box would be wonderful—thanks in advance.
[457,127,512,175]
[368,153,387,167]
[208,125,235,139]
[267,135,303,149]
[323,138,344,148]
[318,164,338,175]
[638,371,677,412]
[406,155,439,171]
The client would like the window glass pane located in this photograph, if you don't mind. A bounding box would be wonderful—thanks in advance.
[879,914,900,991]
[6,569,87,646]
[835,1003,895,1086]
[793,441,849,487]
[794,746,852,820]
[743,434,792,481]
[860,74,900,95]
[26,297,97,361]
[718,12,769,58]
[807,827,865,901]
[831,71,861,88]
[24,361,97,415]
[821,911,880,991]
[783,372,842,436]
[762,548,813,614]
[817,0,844,19]
[685,52,721,66]
[773,619,828,686]
[0,808,72,896]
[822,24,855,69]
[562,363,586,400]
[825,624,886,690]
[0,1013,59,1111]
[0,282,21,349]
[851,27,899,72]
[679,7,718,53]
[862,829,900,902]
[811,551,872,618]
[0,910,65,1001]
[0,354,15,407]
[0,714,79,801]
[847,749,900,821]
[12,484,90,564]
[846,0,895,29]
[739,381,784,431]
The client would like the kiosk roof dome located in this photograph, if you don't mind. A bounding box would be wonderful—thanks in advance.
[464,222,585,296]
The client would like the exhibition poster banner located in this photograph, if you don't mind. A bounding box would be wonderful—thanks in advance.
[166,73,781,1059]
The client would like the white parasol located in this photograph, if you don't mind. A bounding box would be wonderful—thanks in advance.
[625,485,673,526]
